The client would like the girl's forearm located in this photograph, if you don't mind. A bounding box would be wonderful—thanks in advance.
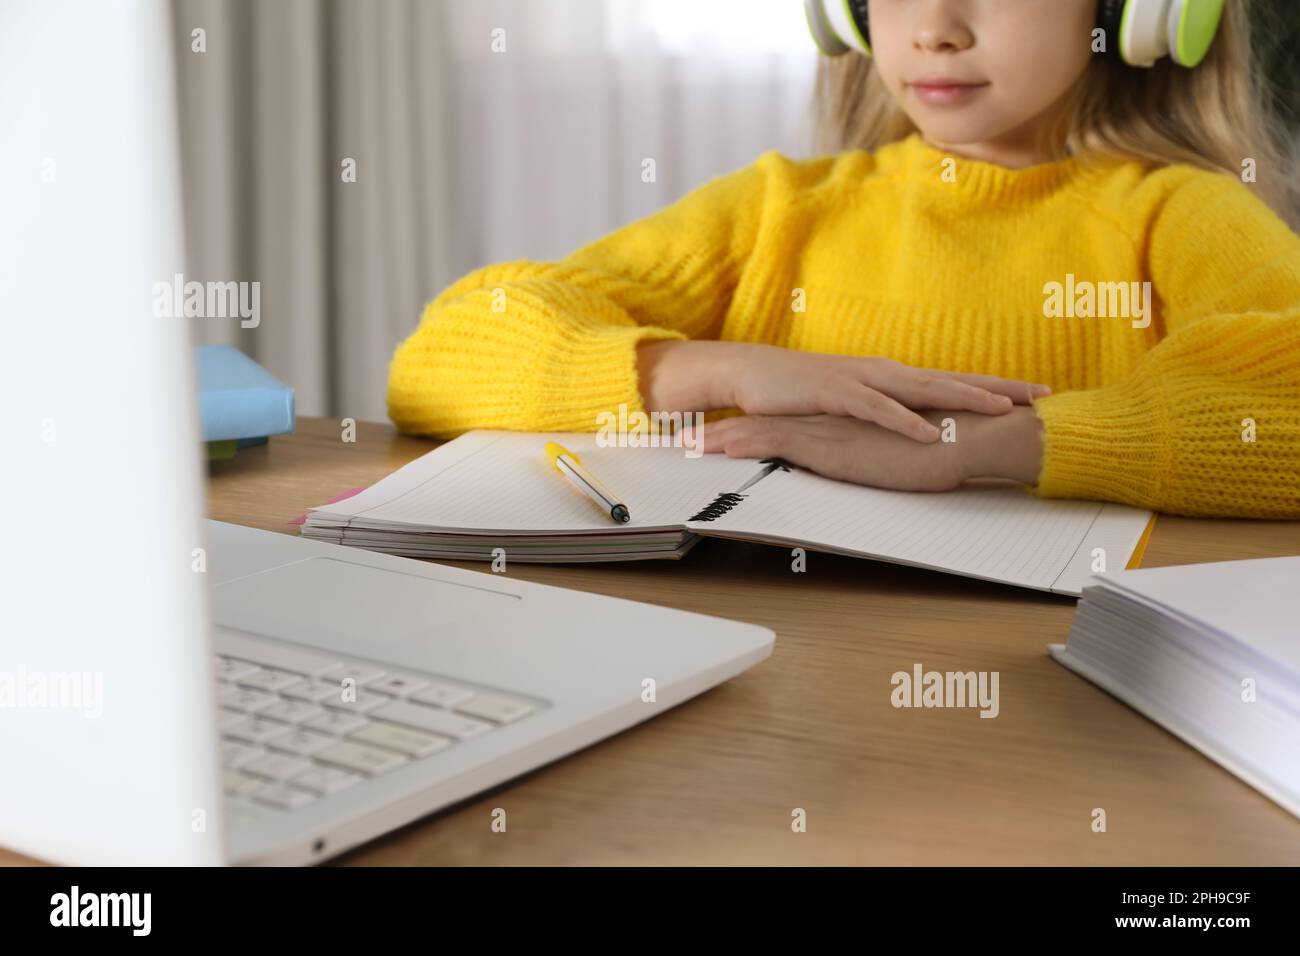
[635,339,746,414]
[963,406,1045,485]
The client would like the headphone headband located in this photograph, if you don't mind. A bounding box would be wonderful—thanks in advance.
[804,0,1224,68]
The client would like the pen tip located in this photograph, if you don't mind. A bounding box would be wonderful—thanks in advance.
[612,505,630,523]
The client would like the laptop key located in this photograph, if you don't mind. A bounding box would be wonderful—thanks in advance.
[225,687,280,714]
[236,668,303,693]
[223,770,262,796]
[373,700,493,740]
[221,740,263,769]
[244,751,313,782]
[302,710,370,736]
[320,687,391,713]
[218,708,252,734]
[215,656,259,681]
[268,727,336,757]
[350,721,451,758]
[251,783,317,811]
[281,680,341,703]
[293,765,363,796]
[368,674,431,697]
[409,682,474,709]
[456,693,534,725]
[225,716,293,746]
[260,699,324,725]
[319,663,386,687]
[315,740,408,776]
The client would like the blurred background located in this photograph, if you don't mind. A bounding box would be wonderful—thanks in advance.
[172,0,817,422]
[171,0,1300,424]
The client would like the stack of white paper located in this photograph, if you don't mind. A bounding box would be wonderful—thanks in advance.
[1051,556,1300,818]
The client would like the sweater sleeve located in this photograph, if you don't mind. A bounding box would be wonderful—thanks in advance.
[386,153,782,438]
[1033,170,1300,517]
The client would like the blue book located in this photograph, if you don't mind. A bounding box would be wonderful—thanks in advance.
[196,345,295,442]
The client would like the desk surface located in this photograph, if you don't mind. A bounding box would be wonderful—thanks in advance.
[10,418,1299,865]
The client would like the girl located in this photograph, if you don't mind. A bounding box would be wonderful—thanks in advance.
[388,0,1300,518]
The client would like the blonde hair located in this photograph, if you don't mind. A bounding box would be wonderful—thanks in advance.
[812,0,1300,229]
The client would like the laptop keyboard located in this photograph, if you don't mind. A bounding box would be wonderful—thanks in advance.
[215,632,540,812]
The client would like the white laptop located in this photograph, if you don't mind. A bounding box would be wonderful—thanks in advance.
[0,0,773,865]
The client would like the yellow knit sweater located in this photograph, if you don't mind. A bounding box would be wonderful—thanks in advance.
[388,133,1300,518]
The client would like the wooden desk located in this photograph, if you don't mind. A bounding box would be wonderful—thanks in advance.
[9,418,1299,865]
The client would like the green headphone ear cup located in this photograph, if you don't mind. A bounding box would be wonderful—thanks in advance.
[1098,0,1223,68]
[1173,0,1225,67]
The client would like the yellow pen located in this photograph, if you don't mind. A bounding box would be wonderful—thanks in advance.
[543,442,631,524]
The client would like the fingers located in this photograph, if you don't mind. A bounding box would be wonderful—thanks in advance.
[716,420,825,470]
[825,381,941,443]
[928,370,1052,406]
[727,350,1051,445]
[698,416,746,454]
[700,415,792,454]
[700,414,839,453]
[894,374,1016,415]
[851,360,1047,417]
[712,418,886,488]
[701,415,967,492]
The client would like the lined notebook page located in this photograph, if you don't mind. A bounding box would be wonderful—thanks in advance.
[689,466,1126,591]
[311,430,766,535]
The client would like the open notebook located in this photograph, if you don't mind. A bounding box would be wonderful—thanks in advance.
[301,430,1155,596]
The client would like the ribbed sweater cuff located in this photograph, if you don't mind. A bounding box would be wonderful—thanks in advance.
[529,321,688,431]
[1032,377,1170,508]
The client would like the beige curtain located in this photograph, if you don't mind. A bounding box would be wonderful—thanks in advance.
[171,0,454,421]
[170,0,817,422]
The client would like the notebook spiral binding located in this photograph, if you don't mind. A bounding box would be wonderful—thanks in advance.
[688,492,746,522]
[687,458,791,523]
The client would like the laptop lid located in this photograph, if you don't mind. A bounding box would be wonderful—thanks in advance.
[0,0,224,864]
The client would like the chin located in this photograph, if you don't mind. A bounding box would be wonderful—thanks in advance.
[911,120,998,147]
[910,115,1023,152]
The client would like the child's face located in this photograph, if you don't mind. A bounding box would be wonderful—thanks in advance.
[868,0,1097,160]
